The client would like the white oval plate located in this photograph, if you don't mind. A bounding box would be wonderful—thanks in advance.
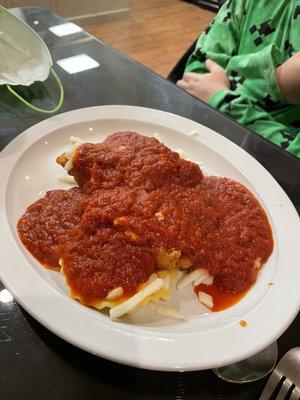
[0,106,299,371]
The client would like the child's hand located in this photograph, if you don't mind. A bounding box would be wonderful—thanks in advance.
[177,60,230,102]
[276,53,300,105]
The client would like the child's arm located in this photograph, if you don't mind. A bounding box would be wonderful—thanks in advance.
[276,53,300,106]
[186,0,245,74]
[185,0,285,106]
[209,90,300,157]
[226,44,285,105]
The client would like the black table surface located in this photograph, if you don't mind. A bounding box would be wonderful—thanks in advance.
[0,7,299,400]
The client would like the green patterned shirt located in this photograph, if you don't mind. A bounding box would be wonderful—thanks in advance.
[185,0,300,158]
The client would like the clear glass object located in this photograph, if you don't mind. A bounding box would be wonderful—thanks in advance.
[213,341,278,383]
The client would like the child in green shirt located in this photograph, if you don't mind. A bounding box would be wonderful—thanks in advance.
[177,0,300,158]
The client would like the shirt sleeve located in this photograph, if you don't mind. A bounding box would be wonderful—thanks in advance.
[185,0,285,105]
[208,89,300,158]
[226,44,285,105]
[185,0,248,73]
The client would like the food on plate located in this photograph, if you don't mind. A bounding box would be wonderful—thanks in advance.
[17,131,273,319]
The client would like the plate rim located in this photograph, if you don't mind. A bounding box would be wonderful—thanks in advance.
[1,105,299,371]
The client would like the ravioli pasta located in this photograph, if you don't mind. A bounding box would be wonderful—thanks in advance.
[17,132,273,318]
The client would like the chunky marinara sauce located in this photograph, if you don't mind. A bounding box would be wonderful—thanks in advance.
[18,132,273,309]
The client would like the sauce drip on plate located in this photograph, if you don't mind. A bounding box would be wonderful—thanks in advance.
[195,283,249,312]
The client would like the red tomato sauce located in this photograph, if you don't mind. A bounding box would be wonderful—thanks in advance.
[195,283,249,312]
[17,132,273,309]
[17,188,85,269]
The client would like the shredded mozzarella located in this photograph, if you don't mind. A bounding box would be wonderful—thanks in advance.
[109,278,164,319]
[198,291,213,309]
[73,142,82,149]
[193,274,207,287]
[148,273,158,283]
[58,175,76,184]
[64,158,73,172]
[176,148,188,159]
[189,130,199,137]
[153,133,162,142]
[69,136,83,144]
[202,275,214,285]
[177,269,208,291]
[155,211,164,221]
[193,272,214,287]
[106,287,124,300]
[65,150,73,159]
[163,275,170,290]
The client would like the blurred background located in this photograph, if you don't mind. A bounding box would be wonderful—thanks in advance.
[1,0,219,77]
